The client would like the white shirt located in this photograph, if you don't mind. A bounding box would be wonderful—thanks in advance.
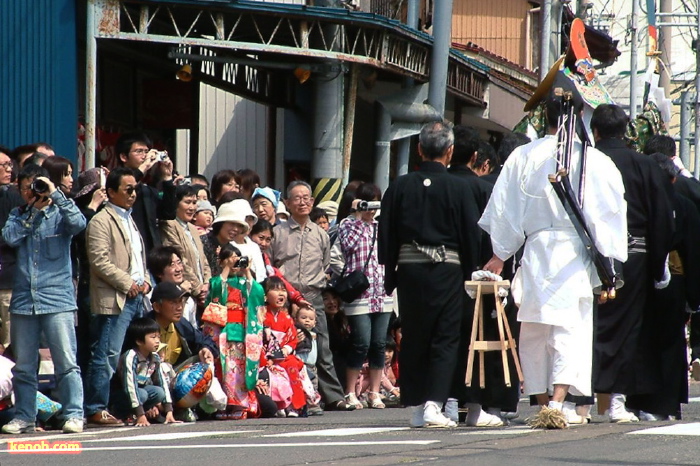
[478,136,628,327]
[109,202,146,284]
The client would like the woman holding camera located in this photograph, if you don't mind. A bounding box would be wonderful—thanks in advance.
[337,182,393,409]
[202,243,266,419]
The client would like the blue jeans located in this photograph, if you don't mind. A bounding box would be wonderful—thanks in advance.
[346,312,392,370]
[112,385,165,418]
[11,311,83,422]
[84,296,144,416]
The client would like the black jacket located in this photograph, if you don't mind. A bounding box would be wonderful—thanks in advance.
[0,185,25,289]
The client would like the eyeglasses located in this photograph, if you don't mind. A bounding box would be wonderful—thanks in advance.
[130,149,149,155]
[0,162,12,171]
[124,186,136,195]
[290,196,312,205]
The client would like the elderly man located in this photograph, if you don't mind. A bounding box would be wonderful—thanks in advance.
[378,121,483,428]
[270,181,354,412]
[480,82,628,427]
[84,167,152,426]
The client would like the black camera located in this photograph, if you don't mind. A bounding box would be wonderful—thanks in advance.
[234,256,249,269]
[30,179,49,196]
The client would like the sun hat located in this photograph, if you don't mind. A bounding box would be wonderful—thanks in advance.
[251,186,280,209]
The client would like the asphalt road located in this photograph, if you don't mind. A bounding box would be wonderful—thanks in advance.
[3,382,700,466]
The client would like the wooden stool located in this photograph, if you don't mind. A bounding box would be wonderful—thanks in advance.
[464,280,524,389]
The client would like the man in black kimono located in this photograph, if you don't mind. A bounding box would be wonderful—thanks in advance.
[379,121,482,428]
[625,153,700,420]
[590,104,675,422]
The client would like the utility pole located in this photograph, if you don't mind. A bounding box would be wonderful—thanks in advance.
[396,0,420,177]
[539,0,553,81]
[427,0,454,115]
[658,0,673,92]
[629,0,639,118]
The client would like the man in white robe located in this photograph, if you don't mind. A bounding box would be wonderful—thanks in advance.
[479,84,628,425]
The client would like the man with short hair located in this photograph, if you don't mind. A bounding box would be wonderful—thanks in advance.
[115,132,176,253]
[591,104,676,422]
[0,146,22,353]
[270,181,354,411]
[379,121,484,428]
[480,84,628,426]
[84,167,152,426]
[147,246,198,327]
[1,165,86,434]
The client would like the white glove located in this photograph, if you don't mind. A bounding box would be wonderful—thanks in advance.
[654,255,671,290]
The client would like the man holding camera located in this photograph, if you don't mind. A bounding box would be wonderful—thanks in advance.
[83,167,152,426]
[115,132,177,253]
[1,165,86,434]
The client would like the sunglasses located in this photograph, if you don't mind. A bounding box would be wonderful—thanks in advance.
[124,186,136,195]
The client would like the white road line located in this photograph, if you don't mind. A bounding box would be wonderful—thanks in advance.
[628,423,700,436]
[688,397,700,402]
[455,427,532,435]
[265,427,409,437]
[0,440,440,453]
[0,427,133,445]
[83,430,261,443]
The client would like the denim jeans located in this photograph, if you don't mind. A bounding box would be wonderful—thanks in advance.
[11,311,83,422]
[84,295,144,416]
[346,312,392,370]
[112,384,165,418]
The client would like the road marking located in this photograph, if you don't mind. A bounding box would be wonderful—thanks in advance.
[0,440,440,453]
[455,427,532,435]
[688,397,700,402]
[628,423,700,436]
[83,430,261,443]
[265,427,409,437]
[0,427,132,445]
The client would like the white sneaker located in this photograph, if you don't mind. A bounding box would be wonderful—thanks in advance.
[275,409,287,418]
[63,418,84,434]
[562,401,586,425]
[444,398,459,423]
[692,359,700,381]
[608,393,639,423]
[410,404,425,428]
[2,419,34,434]
[423,401,457,428]
[286,408,299,418]
[639,411,667,421]
[466,410,504,427]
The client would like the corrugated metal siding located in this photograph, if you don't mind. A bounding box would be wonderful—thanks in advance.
[452,0,530,67]
[198,84,269,183]
[0,0,78,161]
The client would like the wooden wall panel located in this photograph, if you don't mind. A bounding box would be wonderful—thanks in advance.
[452,0,532,67]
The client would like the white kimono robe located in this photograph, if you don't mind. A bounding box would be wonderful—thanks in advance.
[479,135,628,328]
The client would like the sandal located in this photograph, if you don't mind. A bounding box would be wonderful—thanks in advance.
[344,393,363,410]
[367,392,386,409]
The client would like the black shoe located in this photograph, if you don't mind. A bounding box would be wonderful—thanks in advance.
[327,399,356,411]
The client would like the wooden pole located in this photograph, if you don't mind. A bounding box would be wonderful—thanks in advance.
[342,63,359,187]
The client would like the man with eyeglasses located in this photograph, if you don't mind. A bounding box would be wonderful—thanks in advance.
[84,167,152,426]
[115,132,176,253]
[270,181,355,412]
[0,147,21,355]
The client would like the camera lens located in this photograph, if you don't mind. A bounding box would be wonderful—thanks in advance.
[31,179,49,195]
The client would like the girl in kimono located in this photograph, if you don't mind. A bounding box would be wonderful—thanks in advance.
[260,277,317,417]
[202,244,265,419]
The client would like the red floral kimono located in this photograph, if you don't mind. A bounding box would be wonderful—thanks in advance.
[260,308,306,410]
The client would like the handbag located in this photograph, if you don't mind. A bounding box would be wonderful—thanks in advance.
[201,301,227,327]
[333,223,376,303]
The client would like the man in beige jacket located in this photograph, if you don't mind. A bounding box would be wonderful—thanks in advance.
[84,167,151,426]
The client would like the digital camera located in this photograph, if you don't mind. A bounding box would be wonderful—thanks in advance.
[235,256,250,269]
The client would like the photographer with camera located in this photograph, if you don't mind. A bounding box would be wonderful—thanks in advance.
[1,164,86,434]
[203,243,273,419]
[336,183,393,410]
[115,132,177,253]
[83,167,152,427]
